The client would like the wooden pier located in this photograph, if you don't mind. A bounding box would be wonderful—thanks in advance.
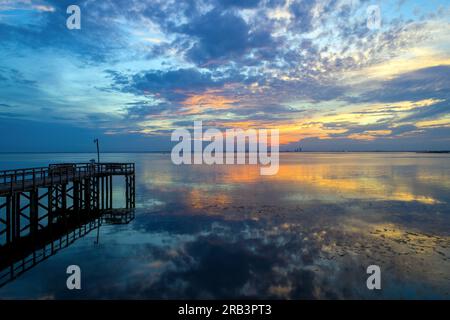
[0,163,135,247]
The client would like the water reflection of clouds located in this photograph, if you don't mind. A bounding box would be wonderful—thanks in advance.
[107,210,449,299]
[1,208,448,299]
[139,155,450,212]
[1,153,449,299]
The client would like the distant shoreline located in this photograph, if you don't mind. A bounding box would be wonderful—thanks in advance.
[415,151,450,154]
[0,151,449,154]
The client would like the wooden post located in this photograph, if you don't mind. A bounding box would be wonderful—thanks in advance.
[73,182,79,212]
[109,175,113,209]
[30,189,39,235]
[105,176,108,209]
[132,174,136,207]
[61,184,67,211]
[96,176,100,210]
[48,186,54,252]
[54,186,59,211]
[126,175,129,209]
[5,195,11,244]
[101,176,105,210]
[79,180,84,211]
[13,192,20,240]
[84,178,90,213]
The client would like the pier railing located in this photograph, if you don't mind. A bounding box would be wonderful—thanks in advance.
[0,163,134,194]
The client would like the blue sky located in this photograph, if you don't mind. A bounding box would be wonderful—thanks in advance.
[0,0,449,151]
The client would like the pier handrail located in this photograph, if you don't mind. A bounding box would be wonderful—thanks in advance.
[0,163,135,193]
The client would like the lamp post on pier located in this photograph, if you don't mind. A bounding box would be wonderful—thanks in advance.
[94,138,100,163]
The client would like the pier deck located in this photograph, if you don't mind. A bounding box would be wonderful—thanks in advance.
[0,163,134,194]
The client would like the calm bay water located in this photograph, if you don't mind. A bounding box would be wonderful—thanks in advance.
[0,152,449,299]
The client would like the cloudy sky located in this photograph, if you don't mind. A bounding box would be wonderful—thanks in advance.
[0,0,449,151]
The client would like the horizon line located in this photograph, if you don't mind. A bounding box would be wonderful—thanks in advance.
[0,150,449,154]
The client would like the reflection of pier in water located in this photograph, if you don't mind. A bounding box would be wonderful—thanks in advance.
[0,162,136,287]
[0,208,135,287]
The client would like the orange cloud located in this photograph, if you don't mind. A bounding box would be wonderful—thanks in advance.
[206,119,347,145]
[180,89,237,115]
